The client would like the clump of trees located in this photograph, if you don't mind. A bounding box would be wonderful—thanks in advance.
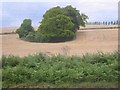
[16,19,34,38]
[16,5,88,43]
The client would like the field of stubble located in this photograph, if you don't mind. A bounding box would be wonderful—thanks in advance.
[1,25,118,57]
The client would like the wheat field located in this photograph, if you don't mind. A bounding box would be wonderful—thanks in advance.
[1,25,118,57]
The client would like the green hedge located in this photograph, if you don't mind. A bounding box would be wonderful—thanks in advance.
[2,51,119,88]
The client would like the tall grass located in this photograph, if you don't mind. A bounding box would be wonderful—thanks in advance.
[2,51,119,88]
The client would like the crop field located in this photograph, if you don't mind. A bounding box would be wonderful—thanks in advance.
[1,25,118,57]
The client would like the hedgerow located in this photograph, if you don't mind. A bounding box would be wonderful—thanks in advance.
[2,51,119,88]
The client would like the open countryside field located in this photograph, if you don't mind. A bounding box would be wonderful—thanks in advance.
[1,25,118,57]
[2,2,119,88]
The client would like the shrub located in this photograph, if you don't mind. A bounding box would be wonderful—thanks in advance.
[25,31,35,42]
[16,19,34,38]
[2,66,33,84]
[34,31,49,42]
[2,55,21,68]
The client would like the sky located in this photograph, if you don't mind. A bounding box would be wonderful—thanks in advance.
[0,0,119,27]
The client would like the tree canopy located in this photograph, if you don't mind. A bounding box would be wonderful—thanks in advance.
[38,14,75,42]
[16,5,88,43]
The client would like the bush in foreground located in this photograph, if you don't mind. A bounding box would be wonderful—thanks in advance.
[2,51,119,88]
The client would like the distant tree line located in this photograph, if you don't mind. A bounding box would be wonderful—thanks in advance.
[87,20,120,25]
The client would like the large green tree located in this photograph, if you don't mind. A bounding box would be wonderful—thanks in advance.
[38,15,75,42]
[37,5,88,42]
[41,5,88,32]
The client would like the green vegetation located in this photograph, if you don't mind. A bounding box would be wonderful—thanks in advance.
[2,51,119,88]
[63,6,88,32]
[38,15,75,42]
[16,19,34,38]
[16,5,88,42]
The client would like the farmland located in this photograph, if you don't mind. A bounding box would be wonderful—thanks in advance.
[1,25,119,88]
[1,25,118,57]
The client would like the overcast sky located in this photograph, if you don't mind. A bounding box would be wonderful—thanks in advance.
[0,0,119,27]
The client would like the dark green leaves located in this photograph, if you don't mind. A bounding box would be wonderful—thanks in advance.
[16,19,34,38]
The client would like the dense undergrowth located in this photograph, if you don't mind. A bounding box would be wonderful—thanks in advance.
[2,51,120,88]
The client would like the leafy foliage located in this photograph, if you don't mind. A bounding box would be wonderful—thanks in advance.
[2,55,21,68]
[63,5,80,32]
[16,5,88,43]
[2,51,119,88]
[39,15,75,42]
[43,6,64,19]
[16,19,34,38]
